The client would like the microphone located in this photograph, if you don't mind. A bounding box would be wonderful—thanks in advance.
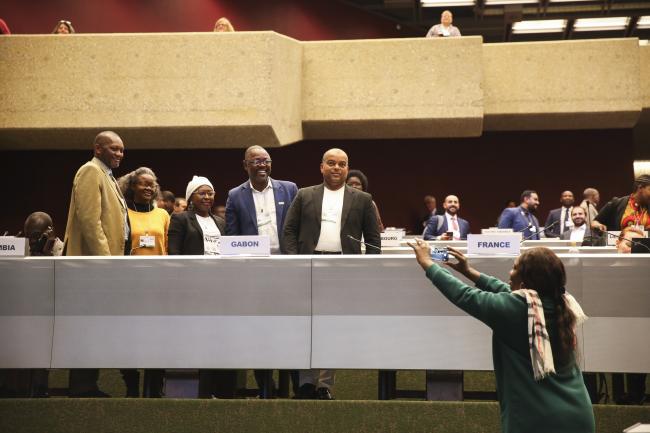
[521,221,558,242]
[347,235,382,251]
[590,228,650,253]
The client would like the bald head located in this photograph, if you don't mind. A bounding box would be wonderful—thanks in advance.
[322,148,348,163]
[320,148,349,190]
[24,212,53,237]
[244,145,267,161]
[93,131,124,169]
[443,195,460,215]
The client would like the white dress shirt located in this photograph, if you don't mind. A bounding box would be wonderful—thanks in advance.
[569,224,587,242]
[559,206,573,235]
[444,212,461,240]
[250,179,280,253]
[315,186,345,252]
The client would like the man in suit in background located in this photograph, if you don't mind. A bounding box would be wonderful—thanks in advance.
[423,195,470,240]
[544,190,575,238]
[561,206,592,243]
[498,190,541,240]
[63,131,130,397]
[283,148,381,400]
[225,145,298,398]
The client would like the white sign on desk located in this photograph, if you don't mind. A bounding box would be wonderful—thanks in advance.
[220,236,270,256]
[467,234,520,256]
[481,228,514,234]
[0,236,28,256]
[381,229,403,247]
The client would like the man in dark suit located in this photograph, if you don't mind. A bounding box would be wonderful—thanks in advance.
[498,190,541,240]
[283,148,381,400]
[224,145,298,398]
[423,195,470,240]
[561,206,592,243]
[225,145,298,253]
[544,190,575,238]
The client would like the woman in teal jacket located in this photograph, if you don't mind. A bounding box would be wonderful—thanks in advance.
[409,242,595,433]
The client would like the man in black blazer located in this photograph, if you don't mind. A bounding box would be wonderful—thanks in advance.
[544,190,575,238]
[283,148,381,399]
[284,149,381,255]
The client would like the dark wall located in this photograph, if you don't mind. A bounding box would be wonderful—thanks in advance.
[1,0,417,39]
[0,129,635,237]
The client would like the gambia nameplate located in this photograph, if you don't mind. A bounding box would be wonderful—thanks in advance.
[0,236,28,257]
[220,235,270,256]
[467,234,520,256]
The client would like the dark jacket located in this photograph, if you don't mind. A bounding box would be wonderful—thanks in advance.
[283,184,381,254]
[594,195,631,231]
[225,178,298,252]
[168,211,226,255]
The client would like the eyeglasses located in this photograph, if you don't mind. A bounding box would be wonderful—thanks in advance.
[194,191,215,198]
[246,158,272,167]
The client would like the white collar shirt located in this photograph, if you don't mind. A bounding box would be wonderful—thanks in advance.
[569,224,587,242]
[445,212,461,240]
[315,186,345,252]
[249,179,279,253]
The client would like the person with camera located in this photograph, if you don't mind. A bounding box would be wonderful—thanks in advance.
[408,240,594,433]
[0,212,62,398]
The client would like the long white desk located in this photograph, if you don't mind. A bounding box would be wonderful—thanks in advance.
[1,255,649,373]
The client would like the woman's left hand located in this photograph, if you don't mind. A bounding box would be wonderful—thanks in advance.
[407,238,435,271]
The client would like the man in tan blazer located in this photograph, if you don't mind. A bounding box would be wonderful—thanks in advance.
[63,131,129,397]
[64,131,128,256]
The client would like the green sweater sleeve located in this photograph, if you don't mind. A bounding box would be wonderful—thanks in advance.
[476,273,512,294]
[425,264,526,333]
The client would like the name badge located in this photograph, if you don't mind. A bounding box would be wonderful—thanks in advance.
[221,235,270,256]
[139,235,156,248]
[467,234,520,256]
[0,236,28,256]
[380,229,403,247]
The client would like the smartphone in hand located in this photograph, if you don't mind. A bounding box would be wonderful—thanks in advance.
[430,247,449,262]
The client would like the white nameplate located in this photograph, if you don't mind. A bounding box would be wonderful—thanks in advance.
[481,228,514,234]
[381,229,403,247]
[467,234,520,256]
[220,236,270,256]
[0,236,28,256]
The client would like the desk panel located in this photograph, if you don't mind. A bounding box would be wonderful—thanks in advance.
[0,258,54,368]
[51,256,312,369]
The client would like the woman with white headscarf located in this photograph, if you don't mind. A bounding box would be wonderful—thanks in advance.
[168,176,225,255]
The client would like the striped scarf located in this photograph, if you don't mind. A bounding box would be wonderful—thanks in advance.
[514,289,588,381]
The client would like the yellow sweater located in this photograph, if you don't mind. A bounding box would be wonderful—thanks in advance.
[127,207,170,255]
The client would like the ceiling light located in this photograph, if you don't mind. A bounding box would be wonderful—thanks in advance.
[637,16,650,30]
[574,17,630,32]
[512,19,567,34]
[421,0,475,6]
[484,0,538,5]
